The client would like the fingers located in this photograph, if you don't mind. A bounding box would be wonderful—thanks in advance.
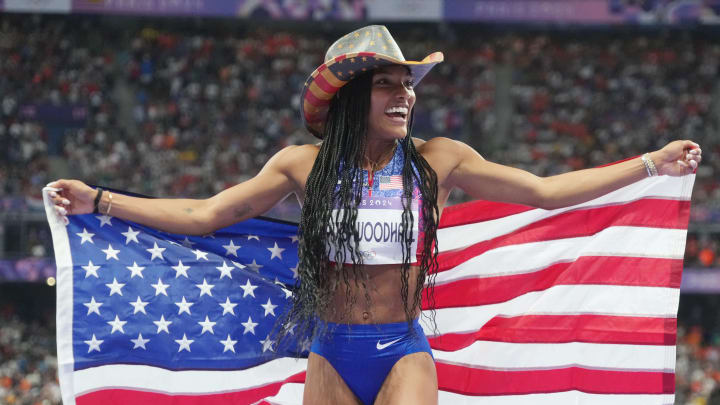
[683,140,700,150]
[677,141,702,174]
[45,180,73,225]
[51,198,70,226]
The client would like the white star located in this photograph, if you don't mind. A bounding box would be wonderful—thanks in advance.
[96,215,113,227]
[220,334,237,353]
[180,236,196,248]
[76,228,95,244]
[126,262,146,278]
[172,260,191,278]
[260,335,275,352]
[131,333,150,350]
[122,227,140,244]
[299,338,312,353]
[83,296,102,315]
[281,287,293,299]
[246,259,263,273]
[198,316,217,335]
[193,249,209,261]
[153,315,172,334]
[247,234,260,241]
[85,334,103,353]
[267,242,286,260]
[195,278,214,297]
[82,261,101,278]
[102,244,120,261]
[284,322,297,335]
[289,235,299,243]
[261,298,278,317]
[241,316,258,335]
[105,278,125,296]
[175,333,194,352]
[146,242,166,261]
[107,315,127,334]
[222,240,241,257]
[130,296,149,314]
[216,261,234,279]
[239,279,258,298]
[219,297,237,316]
[289,264,299,279]
[175,296,194,315]
[151,278,170,296]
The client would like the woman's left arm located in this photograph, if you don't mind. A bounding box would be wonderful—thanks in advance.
[440,139,702,210]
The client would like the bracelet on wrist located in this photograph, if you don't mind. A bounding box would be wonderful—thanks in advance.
[641,153,659,177]
[106,192,113,216]
[93,188,103,214]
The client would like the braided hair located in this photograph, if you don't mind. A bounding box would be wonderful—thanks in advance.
[277,69,439,347]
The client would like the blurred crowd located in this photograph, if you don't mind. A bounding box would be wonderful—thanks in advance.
[0,305,60,405]
[1,15,718,206]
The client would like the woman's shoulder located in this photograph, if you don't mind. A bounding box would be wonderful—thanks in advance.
[274,143,321,162]
[412,136,464,154]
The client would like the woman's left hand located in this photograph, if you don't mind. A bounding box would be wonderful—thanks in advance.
[651,140,702,177]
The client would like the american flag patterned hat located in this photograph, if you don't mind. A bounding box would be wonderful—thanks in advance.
[301,25,444,138]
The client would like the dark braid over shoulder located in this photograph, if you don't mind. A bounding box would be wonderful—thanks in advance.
[276,71,439,348]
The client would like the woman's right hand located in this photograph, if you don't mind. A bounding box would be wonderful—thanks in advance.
[46,179,97,218]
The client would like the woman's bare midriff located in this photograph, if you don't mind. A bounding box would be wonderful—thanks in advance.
[323,263,422,324]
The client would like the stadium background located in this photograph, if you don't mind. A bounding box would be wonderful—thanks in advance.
[1,0,720,403]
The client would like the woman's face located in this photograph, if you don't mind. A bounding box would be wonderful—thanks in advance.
[367,65,416,141]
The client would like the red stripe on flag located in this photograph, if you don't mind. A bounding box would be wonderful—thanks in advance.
[440,200,534,228]
[76,372,307,405]
[426,256,683,309]
[436,362,675,396]
[428,315,677,349]
[436,199,690,273]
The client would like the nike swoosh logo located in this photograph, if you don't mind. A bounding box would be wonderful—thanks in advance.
[376,338,402,350]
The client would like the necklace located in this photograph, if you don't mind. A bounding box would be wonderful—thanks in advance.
[364,142,398,197]
[364,142,398,173]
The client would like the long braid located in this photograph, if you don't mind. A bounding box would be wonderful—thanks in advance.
[276,70,440,348]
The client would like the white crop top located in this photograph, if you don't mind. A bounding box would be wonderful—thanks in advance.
[327,146,422,265]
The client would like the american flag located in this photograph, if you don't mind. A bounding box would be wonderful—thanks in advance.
[378,175,403,190]
[45,172,693,405]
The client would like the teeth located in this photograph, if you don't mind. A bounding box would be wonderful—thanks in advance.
[385,106,408,115]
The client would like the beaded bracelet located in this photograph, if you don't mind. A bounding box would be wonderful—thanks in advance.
[641,153,659,177]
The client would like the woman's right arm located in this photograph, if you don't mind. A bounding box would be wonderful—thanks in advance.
[48,145,311,235]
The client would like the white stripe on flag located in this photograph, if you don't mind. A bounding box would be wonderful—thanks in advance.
[73,358,308,395]
[260,385,676,405]
[432,341,675,371]
[435,227,687,284]
[42,188,77,405]
[437,391,676,405]
[422,285,679,337]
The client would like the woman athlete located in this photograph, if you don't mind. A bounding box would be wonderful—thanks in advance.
[48,25,702,405]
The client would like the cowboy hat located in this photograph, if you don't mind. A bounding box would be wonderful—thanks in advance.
[300,25,443,138]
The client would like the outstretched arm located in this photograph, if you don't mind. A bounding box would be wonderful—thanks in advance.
[433,138,701,210]
[47,145,311,235]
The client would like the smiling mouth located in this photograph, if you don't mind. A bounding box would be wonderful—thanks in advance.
[385,106,408,122]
